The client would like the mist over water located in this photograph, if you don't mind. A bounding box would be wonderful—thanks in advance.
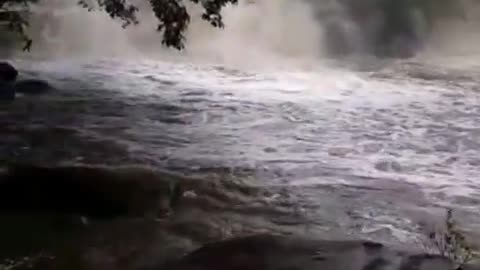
[16,0,480,67]
[21,0,323,68]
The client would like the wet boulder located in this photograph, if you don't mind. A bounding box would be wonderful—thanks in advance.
[164,234,457,270]
[0,164,182,219]
[0,62,18,82]
[14,79,53,95]
[0,81,14,101]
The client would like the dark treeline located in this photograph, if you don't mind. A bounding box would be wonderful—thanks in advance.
[308,0,468,57]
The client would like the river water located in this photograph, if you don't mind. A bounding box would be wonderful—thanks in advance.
[2,55,480,253]
[1,1,480,268]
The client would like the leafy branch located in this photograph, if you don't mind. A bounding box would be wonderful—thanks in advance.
[0,0,239,51]
[423,209,475,270]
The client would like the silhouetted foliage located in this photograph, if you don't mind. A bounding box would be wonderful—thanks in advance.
[0,0,238,51]
[422,209,476,270]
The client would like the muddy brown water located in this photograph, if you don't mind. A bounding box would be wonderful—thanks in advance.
[1,58,480,269]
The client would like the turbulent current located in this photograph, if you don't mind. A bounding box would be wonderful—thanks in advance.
[1,0,480,268]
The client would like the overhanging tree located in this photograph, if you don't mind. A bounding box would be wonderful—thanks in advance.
[0,0,238,51]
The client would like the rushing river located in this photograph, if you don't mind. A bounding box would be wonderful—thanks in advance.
[2,56,480,254]
[1,1,480,268]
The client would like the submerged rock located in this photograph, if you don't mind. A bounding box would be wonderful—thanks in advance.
[0,164,181,219]
[0,62,18,82]
[164,234,457,270]
[14,79,53,95]
[0,81,14,101]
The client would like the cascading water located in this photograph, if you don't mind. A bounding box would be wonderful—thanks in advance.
[17,0,325,65]
[11,0,480,62]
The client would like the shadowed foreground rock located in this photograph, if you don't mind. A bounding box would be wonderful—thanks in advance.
[162,234,462,270]
[0,81,15,100]
[0,61,17,100]
[0,164,181,219]
[0,62,18,82]
[14,79,53,95]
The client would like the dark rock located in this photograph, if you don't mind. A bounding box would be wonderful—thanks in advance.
[14,79,53,95]
[0,164,181,219]
[0,62,18,82]
[163,234,456,270]
[0,81,14,101]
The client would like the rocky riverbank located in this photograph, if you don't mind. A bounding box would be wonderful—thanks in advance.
[163,234,457,270]
[0,164,286,269]
[0,164,477,270]
[0,61,53,101]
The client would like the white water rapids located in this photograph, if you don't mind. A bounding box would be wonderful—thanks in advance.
[2,0,480,251]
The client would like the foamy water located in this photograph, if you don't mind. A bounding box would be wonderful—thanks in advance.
[3,56,480,247]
